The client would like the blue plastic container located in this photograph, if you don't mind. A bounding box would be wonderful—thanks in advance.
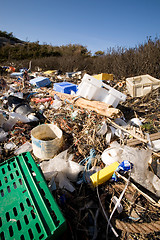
[53,82,78,94]
[30,77,51,88]
[10,72,23,78]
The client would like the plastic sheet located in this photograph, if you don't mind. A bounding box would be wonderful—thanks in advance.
[102,142,160,196]
[40,149,84,192]
[97,121,108,136]
[14,142,33,155]
[0,128,8,142]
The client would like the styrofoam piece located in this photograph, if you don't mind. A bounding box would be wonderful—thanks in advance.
[101,146,120,166]
[30,77,51,87]
[77,74,103,100]
[152,140,160,152]
[126,74,160,97]
[106,130,112,145]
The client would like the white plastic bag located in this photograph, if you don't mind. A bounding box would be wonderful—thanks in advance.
[40,149,84,192]
[0,128,8,142]
[102,142,160,196]
[97,121,108,136]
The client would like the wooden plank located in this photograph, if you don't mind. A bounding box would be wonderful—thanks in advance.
[50,90,122,119]
[106,118,148,144]
[127,132,160,146]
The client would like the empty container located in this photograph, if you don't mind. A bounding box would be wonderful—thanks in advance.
[126,74,160,97]
[76,74,103,100]
[31,124,63,160]
[77,74,126,107]
[30,77,51,88]
[53,82,78,94]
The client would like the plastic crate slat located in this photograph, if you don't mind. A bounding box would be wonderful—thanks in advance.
[21,153,65,226]
[0,152,66,240]
[0,156,48,240]
[17,154,56,235]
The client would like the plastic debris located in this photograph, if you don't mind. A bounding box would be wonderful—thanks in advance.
[4,142,16,151]
[40,149,84,192]
[97,121,108,136]
[111,196,123,213]
[14,142,33,155]
[0,128,8,142]
[50,99,62,109]
[90,162,119,187]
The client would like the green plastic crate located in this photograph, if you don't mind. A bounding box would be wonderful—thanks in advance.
[0,152,66,240]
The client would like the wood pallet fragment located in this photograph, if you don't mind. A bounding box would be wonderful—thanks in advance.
[106,117,148,144]
[50,90,122,119]
[127,132,160,147]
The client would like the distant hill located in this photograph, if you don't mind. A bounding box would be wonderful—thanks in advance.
[0,30,90,63]
[1,30,160,81]
[0,30,24,47]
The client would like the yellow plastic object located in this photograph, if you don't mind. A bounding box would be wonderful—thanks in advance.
[93,73,113,81]
[90,162,119,187]
[43,70,57,76]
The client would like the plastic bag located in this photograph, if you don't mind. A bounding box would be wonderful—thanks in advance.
[40,149,84,192]
[97,121,108,136]
[14,142,33,155]
[102,142,160,196]
[0,128,8,142]
[9,112,30,123]
[3,117,17,132]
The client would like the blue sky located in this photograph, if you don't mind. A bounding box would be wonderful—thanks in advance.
[0,0,160,54]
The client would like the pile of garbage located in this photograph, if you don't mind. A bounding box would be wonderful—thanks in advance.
[0,69,160,240]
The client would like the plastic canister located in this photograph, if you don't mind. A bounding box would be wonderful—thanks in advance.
[31,124,63,160]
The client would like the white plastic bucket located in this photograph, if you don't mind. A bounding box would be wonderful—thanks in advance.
[31,124,63,160]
